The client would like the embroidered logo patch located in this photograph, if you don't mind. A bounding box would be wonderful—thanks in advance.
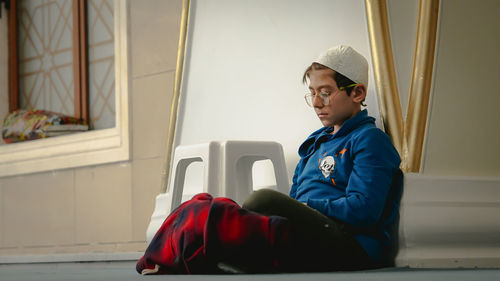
[319,155,335,178]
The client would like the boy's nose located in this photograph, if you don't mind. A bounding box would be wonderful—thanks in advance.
[313,95,324,108]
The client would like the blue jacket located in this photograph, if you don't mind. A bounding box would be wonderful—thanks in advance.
[290,109,402,263]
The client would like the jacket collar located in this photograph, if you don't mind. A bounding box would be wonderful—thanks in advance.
[332,109,374,138]
[298,109,375,157]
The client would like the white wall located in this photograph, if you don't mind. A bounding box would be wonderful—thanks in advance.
[389,0,500,267]
[175,0,381,193]
[422,0,500,177]
[387,0,418,117]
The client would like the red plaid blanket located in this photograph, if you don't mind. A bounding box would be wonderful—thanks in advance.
[136,193,293,274]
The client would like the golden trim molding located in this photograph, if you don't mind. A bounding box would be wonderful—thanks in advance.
[366,0,440,172]
[161,0,191,192]
[365,0,405,162]
[406,0,440,172]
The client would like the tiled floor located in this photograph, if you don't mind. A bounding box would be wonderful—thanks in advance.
[1,261,499,281]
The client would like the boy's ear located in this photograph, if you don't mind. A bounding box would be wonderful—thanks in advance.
[352,84,367,104]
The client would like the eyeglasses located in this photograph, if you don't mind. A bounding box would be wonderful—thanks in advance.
[304,84,358,107]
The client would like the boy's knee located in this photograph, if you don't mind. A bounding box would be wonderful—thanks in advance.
[242,189,282,212]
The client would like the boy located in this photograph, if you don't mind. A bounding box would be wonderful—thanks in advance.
[137,45,402,274]
[243,45,402,271]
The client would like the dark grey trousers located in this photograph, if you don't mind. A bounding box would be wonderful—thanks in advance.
[242,189,375,271]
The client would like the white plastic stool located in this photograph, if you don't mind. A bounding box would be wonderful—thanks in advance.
[146,140,290,242]
[167,140,290,210]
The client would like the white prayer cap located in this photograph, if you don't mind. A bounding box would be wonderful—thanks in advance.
[315,45,368,87]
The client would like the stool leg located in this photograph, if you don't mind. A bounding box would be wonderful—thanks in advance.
[166,157,202,213]
[233,156,267,204]
[270,157,290,194]
[204,142,222,196]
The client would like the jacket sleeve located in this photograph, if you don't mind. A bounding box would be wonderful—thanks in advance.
[306,129,401,227]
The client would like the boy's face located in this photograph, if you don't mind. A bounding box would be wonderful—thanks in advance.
[308,68,362,131]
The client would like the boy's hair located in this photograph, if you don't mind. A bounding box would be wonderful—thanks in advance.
[303,62,366,106]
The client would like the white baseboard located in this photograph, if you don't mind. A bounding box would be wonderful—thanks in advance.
[0,252,143,264]
[396,173,500,268]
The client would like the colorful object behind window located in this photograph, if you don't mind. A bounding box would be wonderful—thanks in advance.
[2,109,88,143]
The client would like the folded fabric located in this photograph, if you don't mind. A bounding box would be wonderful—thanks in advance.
[136,193,293,275]
[2,109,87,143]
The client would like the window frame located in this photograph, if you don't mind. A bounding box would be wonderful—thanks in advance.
[8,0,89,122]
[0,0,130,177]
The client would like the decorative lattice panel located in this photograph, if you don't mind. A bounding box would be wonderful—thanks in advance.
[87,0,115,129]
[18,0,75,116]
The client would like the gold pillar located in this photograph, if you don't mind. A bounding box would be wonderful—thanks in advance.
[406,0,440,172]
[161,0,191,193]
[365,0,406,165]
[366,0,440,172]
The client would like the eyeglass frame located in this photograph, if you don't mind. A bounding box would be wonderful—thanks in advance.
[304,83,358,107]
